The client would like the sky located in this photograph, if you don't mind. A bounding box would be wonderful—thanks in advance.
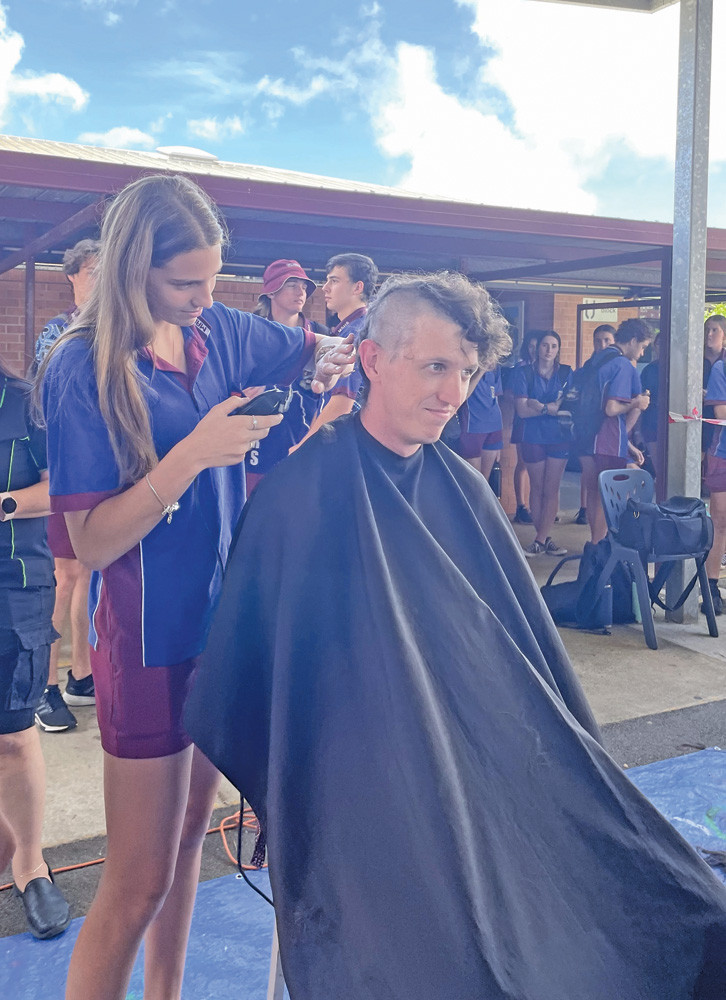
[1,0,726,225]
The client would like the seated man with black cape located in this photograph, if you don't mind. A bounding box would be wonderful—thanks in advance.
[186,273,726,1000]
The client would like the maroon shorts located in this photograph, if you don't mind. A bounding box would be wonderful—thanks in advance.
[521,442,570,463]
[704,453,726,493]
[91,644,198,759]
[594,454,628,473]
[47,512,76,560]
[455,429,503,459]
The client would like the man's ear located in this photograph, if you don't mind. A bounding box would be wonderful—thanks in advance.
[358,339,383,382]
[353,280,365,299]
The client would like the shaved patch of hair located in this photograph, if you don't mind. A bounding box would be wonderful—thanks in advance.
[357,272,511,399]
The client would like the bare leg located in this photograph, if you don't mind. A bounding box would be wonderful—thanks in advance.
[465,456,482,473]
[0,726,49,890]
[526,460,546,541]
[706,490,726,580]
[65,747,197,1000]
[0,807,14,874]
[48,558,78,687]
[538,458,567,543]
[514,445,529,508]
[143,747,221,999]
[479,450,497,481]
[69,564,92,681]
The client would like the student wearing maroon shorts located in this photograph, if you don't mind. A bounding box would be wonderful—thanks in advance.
[39,175,354,1000]
[453,365,503,481]
[513,331,572,557]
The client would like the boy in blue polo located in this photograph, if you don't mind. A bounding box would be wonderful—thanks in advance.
[592,318,651,541]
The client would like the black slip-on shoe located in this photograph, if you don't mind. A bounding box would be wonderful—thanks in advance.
[15,868,71,939]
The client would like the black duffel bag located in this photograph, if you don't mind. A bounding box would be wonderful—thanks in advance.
[616,496,713,557]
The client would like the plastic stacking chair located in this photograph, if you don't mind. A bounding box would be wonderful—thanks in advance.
[597,469,718,650]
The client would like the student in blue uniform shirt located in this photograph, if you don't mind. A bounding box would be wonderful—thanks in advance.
[513,330,572,557]
[453,365,503,482]
[38,174,354,1000]
[244,259,328,492]
[591,318,651,542]
[572,323,615,527]
[294,252,378,447]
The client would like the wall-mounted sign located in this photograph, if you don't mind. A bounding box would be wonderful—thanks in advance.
[581,298,619,323]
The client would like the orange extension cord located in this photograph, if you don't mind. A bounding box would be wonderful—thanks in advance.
[0,804,266,893]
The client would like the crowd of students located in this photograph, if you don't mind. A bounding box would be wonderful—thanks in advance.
[1,173,726,994]
[461,316,726,573]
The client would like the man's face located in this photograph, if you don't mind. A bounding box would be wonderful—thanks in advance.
[322,265,362,317]
[593,328,615,352]
[621,336,650,362]
[359,309,479,457]
[67,256,98,308]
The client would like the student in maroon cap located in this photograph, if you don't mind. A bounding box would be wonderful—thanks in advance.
[244,261,329,491]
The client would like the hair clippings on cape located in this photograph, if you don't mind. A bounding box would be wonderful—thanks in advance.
[145,474,180,525]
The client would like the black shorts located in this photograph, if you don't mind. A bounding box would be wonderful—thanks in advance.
[0,587,57,735]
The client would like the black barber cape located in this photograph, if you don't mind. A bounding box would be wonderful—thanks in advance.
[186,415,726,1000]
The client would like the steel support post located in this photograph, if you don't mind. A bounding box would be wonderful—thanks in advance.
[666,0,712,620]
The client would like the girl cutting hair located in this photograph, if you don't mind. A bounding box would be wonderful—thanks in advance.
[39,174,353,999]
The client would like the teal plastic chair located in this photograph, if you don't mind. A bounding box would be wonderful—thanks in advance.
[597,469,718,649]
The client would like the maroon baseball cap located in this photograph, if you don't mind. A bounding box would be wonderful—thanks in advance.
[258,259,316,299]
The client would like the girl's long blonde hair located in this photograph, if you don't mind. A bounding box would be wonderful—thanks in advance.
[38,174,226,485]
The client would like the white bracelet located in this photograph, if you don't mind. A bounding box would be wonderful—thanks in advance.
[145,474,180,525]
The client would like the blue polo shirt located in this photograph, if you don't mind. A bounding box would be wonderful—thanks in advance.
[594,350,642,459]
[467,368,503,434]
[705,359,726,460]
[43,302,315,667]
[245,315,325,476]
[328,307,367,405]
[512,363,572,445]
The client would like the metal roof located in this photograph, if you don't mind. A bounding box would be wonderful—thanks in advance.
[1,134,725,294]
[527,1,678,11]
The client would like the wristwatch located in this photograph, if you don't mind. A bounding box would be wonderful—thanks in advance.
[0,493,17,521]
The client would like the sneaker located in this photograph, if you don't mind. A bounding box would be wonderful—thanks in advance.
[514,505,533,525]
[702,579,723,617]
[63,669,95,706]
[544,537,568,557]
[574,507,588,525]
[35,686,77,732]
[523,540,545,558]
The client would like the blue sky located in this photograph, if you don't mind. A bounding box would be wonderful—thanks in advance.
[2,0,726,226]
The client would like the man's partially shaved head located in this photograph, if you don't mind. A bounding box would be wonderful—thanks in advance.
[357,272,512,398]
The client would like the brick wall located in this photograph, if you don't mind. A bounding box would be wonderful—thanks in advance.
[0,266,328,375]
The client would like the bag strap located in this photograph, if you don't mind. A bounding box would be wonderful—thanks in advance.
[649,561,701,612]
[544,553,582,587]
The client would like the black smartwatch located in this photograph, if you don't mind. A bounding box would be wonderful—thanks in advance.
[1,494,17,520]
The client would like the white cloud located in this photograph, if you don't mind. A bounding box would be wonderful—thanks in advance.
[373,42,596,213]
[0,5,88,128]
[77,125,156,149]
[254,74,331,106]
[187,115,245,141]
